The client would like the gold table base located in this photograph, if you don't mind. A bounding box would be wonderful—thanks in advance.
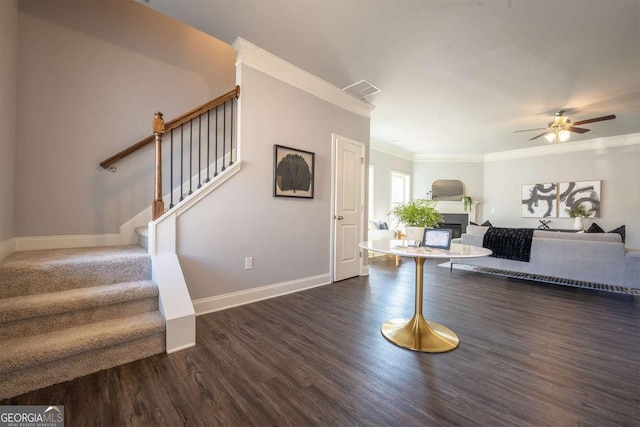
[381,256,459,353]
[381,316,459,352]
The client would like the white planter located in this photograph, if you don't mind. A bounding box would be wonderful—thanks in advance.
[573,217,584,231]
[405,226,425,244]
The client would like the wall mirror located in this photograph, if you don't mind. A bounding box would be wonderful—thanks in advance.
[432,179,464,201]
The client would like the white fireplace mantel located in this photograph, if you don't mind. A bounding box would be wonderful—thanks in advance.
[434,201,482,224]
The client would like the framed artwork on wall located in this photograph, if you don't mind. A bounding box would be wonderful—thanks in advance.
[558,180,601,218]
[273,145,315,199]
[521,183,558,218]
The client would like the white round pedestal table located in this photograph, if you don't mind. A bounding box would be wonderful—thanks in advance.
[360,240,492,353]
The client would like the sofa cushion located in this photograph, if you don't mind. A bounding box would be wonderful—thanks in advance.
[586,222,605,233]
[533,230,622,243]
[466,225,490,235]
[609,225,626,243]
[467,228,622,243]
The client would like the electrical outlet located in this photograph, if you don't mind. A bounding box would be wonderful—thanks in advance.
[491,208,496,214]
[244,257,253,270]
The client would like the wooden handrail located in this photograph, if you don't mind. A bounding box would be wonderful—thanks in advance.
[99,85,240,169]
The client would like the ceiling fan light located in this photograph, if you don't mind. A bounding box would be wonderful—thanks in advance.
[544,133,556,143]
[559,129,571,142]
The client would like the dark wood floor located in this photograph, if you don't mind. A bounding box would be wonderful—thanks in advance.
[3,256,639,426]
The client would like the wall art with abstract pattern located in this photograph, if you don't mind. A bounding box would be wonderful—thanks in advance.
[521,180,601,218]
[521,182,558,218]
[557,180,601,218]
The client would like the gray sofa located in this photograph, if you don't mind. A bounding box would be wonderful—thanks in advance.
[456,225,640,289]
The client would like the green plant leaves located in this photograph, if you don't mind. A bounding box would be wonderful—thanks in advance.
[389,199,444,227]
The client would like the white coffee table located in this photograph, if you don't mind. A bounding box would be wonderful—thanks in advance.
[360,240,492,353]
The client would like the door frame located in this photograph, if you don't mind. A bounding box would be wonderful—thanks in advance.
[330,133,366,282]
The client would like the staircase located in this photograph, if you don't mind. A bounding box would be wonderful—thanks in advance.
[0,245,165,400]
[0,87,240,400]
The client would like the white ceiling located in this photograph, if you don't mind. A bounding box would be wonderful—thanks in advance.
[143,0,640,156]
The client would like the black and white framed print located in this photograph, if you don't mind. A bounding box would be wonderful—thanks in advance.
[521,182,558,218]
[273,145,315,199]
[558,180,601,218]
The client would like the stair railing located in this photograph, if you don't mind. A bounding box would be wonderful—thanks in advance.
[100,86,240,220]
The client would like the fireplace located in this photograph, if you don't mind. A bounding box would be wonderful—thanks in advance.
[439,213,469,239]
[430,199,481,238]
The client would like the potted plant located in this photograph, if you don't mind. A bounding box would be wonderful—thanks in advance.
[461,196,472,212]
[565,204,594,230]
[389,199,444,242]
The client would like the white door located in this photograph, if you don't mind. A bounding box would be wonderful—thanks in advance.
[333,136,364,281]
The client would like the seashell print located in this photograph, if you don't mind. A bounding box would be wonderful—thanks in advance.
[276,154,312,193]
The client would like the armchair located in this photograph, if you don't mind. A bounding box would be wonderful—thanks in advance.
[367,220,402,265]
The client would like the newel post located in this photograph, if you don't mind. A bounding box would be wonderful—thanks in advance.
[152,112,165,220]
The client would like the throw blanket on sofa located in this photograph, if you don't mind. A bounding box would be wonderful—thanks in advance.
[482,227,535,262]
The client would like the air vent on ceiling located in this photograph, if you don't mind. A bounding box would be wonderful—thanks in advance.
[342,79,381,99]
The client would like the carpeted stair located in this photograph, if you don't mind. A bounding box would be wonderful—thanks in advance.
[0,245,165,399]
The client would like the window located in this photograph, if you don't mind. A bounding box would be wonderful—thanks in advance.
[391,171,410,210]
[368,164,375,218]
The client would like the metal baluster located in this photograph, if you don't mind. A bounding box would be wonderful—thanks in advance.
[198,115,202,189]
[188,120,193,195]
[206,110,211,183]
[170,128,174,209]
[229,99,234,166]
[221,100,226,172]
[214,107,219,177]
[180,125,184,201]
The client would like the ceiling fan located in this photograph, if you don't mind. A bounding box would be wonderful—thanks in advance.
[514,111,616,143]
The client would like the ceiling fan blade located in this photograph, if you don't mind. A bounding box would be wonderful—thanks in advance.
[529,132,549,141]
[573,114,616,126]
[513,127,547,133]
[567,127,591,134]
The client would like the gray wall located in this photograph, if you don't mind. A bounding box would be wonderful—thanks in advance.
[16,0,236,237]
[177,65,370,300]
[483,143,640,249]
[0,0,17,242]
[368,149,412,223]
[412,160,485,220]
[368,151,484,225]
[373,140,639,248]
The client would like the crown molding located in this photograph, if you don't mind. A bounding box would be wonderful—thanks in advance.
[374,132,640,163]
[371,141,485,163]
[413,153,485,163]
[232,38,373,119]
[484,132,640,162]
[369,140,414,161]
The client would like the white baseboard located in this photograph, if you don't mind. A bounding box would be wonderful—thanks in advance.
[6,204,151,253]
[193,273,332,316]
[0,238,16,261]
[14,234,123,251]
[166,342,196,354]
[361,265,370,276]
